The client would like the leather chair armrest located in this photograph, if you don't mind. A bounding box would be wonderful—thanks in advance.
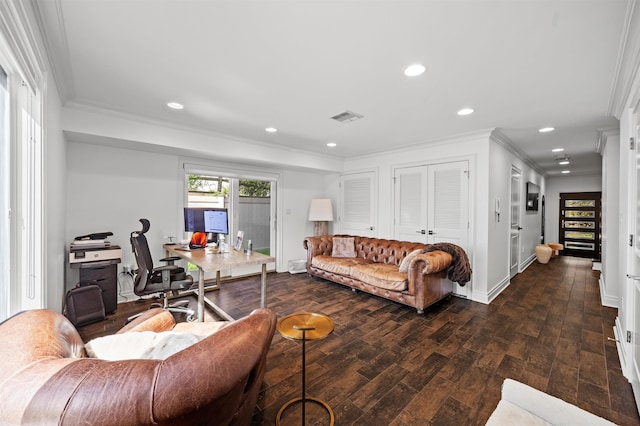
[117,308,176,334]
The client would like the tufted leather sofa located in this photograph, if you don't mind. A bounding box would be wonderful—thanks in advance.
[304,235,454,314]
[0,307,276,425]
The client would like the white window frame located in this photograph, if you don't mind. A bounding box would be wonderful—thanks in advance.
[0,0,46,319]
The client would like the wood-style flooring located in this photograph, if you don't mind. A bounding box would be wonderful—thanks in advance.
[78,256,640,425]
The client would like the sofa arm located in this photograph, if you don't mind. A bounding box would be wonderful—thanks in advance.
[303,235,335,267]
[486,379,616,425]
[116,308,176,334]
[411,251,453,274]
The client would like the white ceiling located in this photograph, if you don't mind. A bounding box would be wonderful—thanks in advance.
[35,0,628,176]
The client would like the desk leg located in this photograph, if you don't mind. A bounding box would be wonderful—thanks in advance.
[261,263,267,308]
[198,266,205,322]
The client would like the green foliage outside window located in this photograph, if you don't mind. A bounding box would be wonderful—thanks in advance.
[188,175,270,198]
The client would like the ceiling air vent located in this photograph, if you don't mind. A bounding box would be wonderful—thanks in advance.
[331,110,364,123]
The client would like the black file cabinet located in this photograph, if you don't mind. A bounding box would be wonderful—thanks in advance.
[76,262,118,314]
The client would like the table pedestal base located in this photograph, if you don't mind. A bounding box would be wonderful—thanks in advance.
[276,396,334,426]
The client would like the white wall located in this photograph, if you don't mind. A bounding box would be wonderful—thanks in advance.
[545,174,602,244]
[44,73,67,312]
[600,133,620,308]
[341,131,491,302]
[487,136,544,301]
[66,141,334,300]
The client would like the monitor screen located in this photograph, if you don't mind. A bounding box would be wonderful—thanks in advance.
[184,207,229,235]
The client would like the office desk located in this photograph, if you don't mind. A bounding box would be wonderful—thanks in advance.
[163,244,275,322]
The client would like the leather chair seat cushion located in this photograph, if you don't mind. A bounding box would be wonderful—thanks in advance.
[311,255,370,275]
[350,263,408,291]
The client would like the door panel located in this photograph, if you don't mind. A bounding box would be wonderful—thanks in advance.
[427,162,468,246]
[395,167,428,243]
[510,168,521,278]
[341,171,376,236]
[559,192,601,259]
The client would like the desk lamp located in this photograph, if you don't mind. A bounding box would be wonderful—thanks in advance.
[308,199,333,236]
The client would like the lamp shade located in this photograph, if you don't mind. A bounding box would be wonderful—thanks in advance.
[308,199,334,221]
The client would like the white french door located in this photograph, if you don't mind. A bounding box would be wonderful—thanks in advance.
[394,161,469,245]
[394,161,470,295]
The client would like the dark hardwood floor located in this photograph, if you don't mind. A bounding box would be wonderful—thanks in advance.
[78,256,640,425]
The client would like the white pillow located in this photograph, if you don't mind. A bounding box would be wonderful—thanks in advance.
[85,331,203,360]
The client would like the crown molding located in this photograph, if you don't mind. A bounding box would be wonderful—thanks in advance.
[490,129,545,175]
[0,0,46,91]
[31,0,75,102]
[596,127,621,154]
[608,0,640,118]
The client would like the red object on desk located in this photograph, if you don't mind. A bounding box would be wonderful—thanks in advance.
[189,232,207,249]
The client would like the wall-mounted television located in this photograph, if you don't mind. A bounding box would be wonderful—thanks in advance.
[526,182,540,211]
[184,207,229,235]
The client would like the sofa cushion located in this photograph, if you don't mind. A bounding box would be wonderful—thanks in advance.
[332,237,356,258]
[85,331,203,360]
[312,255,369,275]
[351,263,408,291]
[399,249,423,273]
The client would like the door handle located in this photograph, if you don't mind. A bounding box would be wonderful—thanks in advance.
[517,227,523,230]
[428,230,435,235]
[627,274,640,280]
[416,230,426,234]
[367,226,374,231]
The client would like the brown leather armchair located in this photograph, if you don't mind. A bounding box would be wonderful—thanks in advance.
[0,308,276,425]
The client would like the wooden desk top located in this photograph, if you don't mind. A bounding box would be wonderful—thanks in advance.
[163,244,275,273]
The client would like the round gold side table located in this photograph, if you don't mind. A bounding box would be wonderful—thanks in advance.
[276,312,335,426]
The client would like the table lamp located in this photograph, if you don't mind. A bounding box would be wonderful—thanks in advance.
[308,199,333,236]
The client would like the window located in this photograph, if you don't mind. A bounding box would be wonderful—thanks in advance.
[183,162,278,278]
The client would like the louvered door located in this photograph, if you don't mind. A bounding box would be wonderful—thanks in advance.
[340,171,376,236]
[394,161,469,246]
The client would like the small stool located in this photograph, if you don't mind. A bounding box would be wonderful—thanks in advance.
[276,312,335,426]
[535,244,552,264]
[547,243,563,258]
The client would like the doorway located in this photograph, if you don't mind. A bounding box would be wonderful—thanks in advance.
[509,167,522,278]
[559,192,601,260]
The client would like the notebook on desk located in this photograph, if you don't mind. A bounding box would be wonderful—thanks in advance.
[174,245,204,252]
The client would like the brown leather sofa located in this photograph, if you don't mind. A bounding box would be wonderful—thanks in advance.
[304,235,457,313]
[0,307,276,425]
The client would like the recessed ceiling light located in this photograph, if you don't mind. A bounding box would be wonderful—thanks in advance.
[265,127,277,133]
[404,64,425,77]
[561,170,571,174]
[539,127,555,133]
[457,108,474,116]
[167,102,184,110]
[327,142,337,148]
[559,160,570,165]
[552,148,564,152]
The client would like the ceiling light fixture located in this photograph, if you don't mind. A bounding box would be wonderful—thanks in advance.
[561,170,571,174]
[556,155,570,166]
[457,108,474,116]
[552,148,564,153]
[539,127,555,133]
[265,127,278,133]
[167,102,184,110]
[404,64,425,77]
[327,142,337,147]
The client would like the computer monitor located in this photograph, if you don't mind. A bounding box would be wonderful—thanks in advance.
[184,207,229,236]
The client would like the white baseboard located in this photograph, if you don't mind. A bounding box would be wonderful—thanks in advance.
[598,275,619,308]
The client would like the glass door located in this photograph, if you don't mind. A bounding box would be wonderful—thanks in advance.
[559,192,601,259]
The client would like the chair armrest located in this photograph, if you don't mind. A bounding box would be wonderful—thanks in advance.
[160,256,180,265]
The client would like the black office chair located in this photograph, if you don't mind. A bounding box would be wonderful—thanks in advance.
[130,218,195,321]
